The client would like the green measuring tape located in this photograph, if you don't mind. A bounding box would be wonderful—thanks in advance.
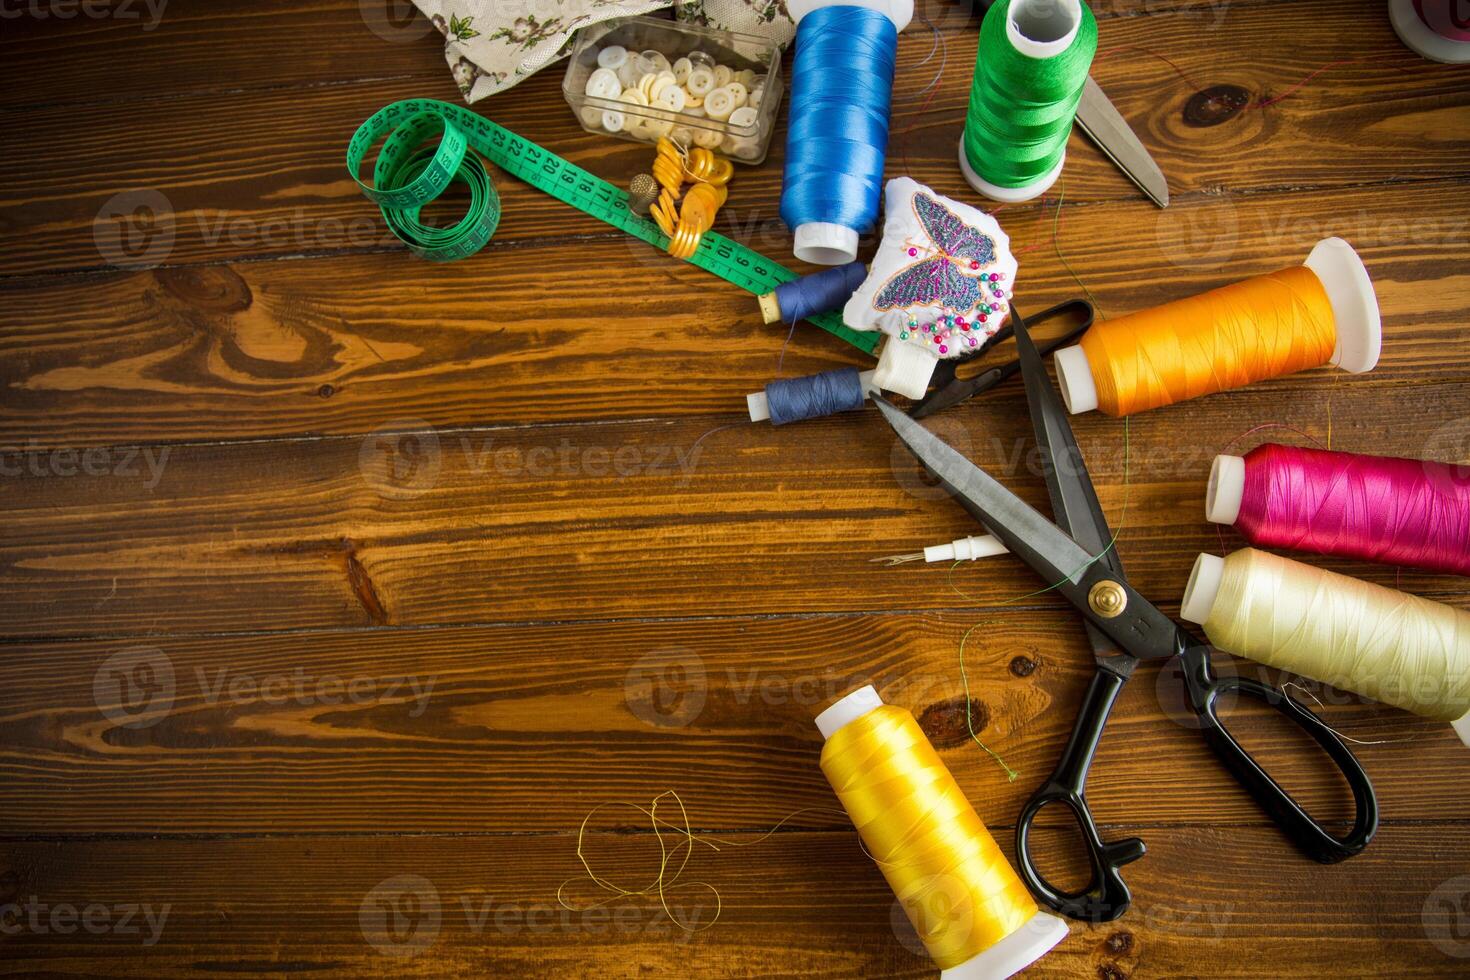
[347,99,877,354]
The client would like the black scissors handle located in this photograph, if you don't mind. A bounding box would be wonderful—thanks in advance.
[910,299,1094,419]
[1015,668,1145,922]
[1016,637,1378,922]
[1174,640,1378,863]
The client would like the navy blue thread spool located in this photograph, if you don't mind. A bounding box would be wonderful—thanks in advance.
[782,0,913,265]
[747,367,876,425]
[759,261,869,324]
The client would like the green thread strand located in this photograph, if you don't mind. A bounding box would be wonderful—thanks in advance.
[346,99,877,353]
[962,0,1097,188]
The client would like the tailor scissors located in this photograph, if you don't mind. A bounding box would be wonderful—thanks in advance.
[873,307,1378,922]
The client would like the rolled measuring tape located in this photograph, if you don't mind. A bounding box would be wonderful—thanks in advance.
[346,99,878,354]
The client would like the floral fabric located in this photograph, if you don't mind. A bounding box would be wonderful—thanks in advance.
[412,0,795,103]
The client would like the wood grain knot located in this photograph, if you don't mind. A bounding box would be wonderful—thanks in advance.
[317,383,335,398]
[917,696,989,747]
[1105,930,1134,954]
[1098,965,1129,980]
[1183,85,1251,127]
[153,264,253,312]
[1009,655,1038,677]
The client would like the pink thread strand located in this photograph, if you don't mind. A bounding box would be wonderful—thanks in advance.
[1233,443,1470,577]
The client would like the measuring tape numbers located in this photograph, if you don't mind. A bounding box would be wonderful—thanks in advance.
[347,99,876,354]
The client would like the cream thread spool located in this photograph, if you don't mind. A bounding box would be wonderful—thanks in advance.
[1180,548,1470,746]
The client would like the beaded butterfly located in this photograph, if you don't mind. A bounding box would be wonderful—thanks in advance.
[874,193,997,312]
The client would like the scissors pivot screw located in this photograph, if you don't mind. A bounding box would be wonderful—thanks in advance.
[1088,580,1128,618]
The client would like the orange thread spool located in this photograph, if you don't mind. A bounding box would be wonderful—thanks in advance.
[1052,238,1381,417]
[1085,265,1334,415]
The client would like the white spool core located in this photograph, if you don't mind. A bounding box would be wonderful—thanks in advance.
[793,222,861,266]
[1389,0,1470,63]
[1453,711,1470,749]
[873,337,941,399]
[1180,552,1224,626]
[815,684,884,739]
[788,0,913,31]
[1052,344,1097,414]
[957,142,1067,204]
[1206,454,1246,525]
[940,911,1069,980]
[1006,0,1083,57]
[1303,237,1381,374]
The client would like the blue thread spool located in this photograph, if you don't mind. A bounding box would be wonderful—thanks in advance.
[782,0,913,265]
[747,367,876,424]
[759,261,868,324]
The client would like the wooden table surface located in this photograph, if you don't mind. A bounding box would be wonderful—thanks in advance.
[4,0,1470,976]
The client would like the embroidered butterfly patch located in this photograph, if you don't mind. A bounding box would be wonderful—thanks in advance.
[874,193,997,312]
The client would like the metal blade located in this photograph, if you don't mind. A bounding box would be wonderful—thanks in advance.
[1075,78,1169,209]
[1009,307,1123,578]
[1010,306,1129,664]
[874,397,1097,594]
[875,396,1184,661]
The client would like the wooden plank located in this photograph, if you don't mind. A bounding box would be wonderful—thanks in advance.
[1,179,1465,446]
[1,827,1467,977]
[0,0,1269,113]
[0,603,1463,834]
[1,373,1466,640]
[3,0,1468,276]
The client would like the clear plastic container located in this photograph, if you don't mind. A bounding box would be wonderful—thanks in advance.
[562,16,783,165]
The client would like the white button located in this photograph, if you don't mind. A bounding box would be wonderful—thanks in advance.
[713,65,733,87]
[704,87,735,120]
[672,57,692,84]
[601,109,625,132]
[585,68,621,99]
[686,67,715,97]
[657,85,687,112]
[728,106,758,129]
[597,46,627,70]
[650,71,678,100]
[722,82,748,109]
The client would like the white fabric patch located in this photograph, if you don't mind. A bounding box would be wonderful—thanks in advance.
[843,177,1017,361]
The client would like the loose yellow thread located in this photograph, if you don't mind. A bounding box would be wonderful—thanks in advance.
[557,790,844,931]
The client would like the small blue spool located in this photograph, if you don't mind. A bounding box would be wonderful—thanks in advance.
[782,1,911,266]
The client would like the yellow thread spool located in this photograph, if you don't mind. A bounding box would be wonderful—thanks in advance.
[816,686,1067,977]
[1181,548,1470,745]
[1052,237,1381,416]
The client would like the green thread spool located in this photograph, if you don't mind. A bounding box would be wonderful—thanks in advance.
[959,0,1097,202]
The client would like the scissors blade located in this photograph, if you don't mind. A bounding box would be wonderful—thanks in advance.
[875,396,1182,660]
[1009,307,1123,580]
[875,397,1097,596]
[1075,78,1170,209]
[1009,307,1131,665]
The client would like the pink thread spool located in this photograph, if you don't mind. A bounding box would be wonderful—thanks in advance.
[1390,0,1470,63]
[1206,443,1470,577]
